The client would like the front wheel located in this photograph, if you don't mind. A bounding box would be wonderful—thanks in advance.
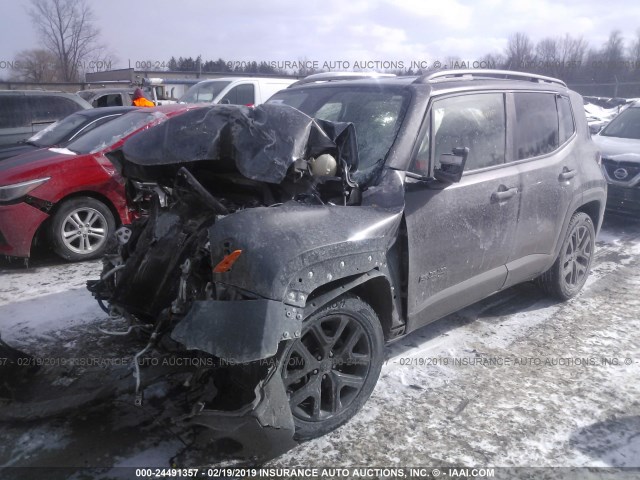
[49,197,116,261]
[280,294,384,440]
[537,212,595,300]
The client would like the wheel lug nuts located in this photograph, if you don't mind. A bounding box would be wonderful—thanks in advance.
[329,352,334,357]
[322,374,327,379]
[313,369,318,374]
[317,355,322,361]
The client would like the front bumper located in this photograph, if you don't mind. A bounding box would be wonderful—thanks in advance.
[606,184,640,215]
[171,299,302,363]
[0,202,49,258]
[175,365,298,461]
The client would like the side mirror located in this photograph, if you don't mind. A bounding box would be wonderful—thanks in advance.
[434,147,469,184]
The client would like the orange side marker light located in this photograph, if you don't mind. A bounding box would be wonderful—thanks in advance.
[213,250,242,273]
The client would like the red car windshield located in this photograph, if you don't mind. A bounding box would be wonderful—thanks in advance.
[66,111,168,154]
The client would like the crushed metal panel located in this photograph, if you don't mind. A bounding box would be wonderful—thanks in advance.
[116,103,358,185]
[171,299,301,362]
[176,371,297,461]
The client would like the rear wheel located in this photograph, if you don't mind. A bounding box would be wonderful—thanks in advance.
[538,212,595,300]
[50,197,115,261]
[280,294,384,440]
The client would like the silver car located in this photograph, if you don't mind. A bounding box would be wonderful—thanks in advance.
[592,101,640,214]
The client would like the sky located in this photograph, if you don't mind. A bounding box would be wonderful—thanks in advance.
[0,0,639,74]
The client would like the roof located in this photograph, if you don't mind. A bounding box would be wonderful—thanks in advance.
[75,106,137,117]
[144,104,207,115]
[193,77,296,84]
[0,90,84,96]
[79,88,135,95]
[288,76,568,93]
[286,70,571,95]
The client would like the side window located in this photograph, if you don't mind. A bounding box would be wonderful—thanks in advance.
[220,84,255,105]
[70,115,119,141]
[410,120,430,176]
[557,95,575,144]
[433,93,506,171]
[94,94,123,107]
[0,97,30,128]
[514,93,559,160]
[236,84,254,105]
[30,96,79,124]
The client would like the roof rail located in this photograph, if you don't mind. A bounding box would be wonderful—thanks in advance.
[289,71,396,87]
[415,69,567,87]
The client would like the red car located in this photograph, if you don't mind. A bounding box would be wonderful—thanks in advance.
[0,105,201,262]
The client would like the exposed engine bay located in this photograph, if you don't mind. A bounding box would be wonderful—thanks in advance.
[80,103,402,459]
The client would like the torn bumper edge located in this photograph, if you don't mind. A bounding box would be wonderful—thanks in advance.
[175,367,298,459]
[170,299,301,456]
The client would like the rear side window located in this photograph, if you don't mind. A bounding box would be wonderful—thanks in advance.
[220,84,255,105]
[433,93,506,171]
[514,93,559,160]
[557,96,575,144]
[0,96,30,128]
[30,96,81,124]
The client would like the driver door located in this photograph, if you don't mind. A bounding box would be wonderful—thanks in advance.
[404,92,521,329]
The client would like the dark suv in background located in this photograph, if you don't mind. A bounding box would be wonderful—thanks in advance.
[0,90,91,146]
[89,70,606,451]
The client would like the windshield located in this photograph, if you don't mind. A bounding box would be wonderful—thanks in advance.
[28,113,87,147]
[179,81,231,103]
[66,111,167,154]
[268,86,410,170]
[600,107,640,139]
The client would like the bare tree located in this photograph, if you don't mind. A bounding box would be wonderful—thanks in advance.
[630,29,640,63]
[505,32,535,70]
[535,37,559,76]
[11,49,59,82]
[557,34,587,81]
[28,0,102,81]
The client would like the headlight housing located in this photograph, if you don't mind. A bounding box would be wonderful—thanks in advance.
[0,177,50,203]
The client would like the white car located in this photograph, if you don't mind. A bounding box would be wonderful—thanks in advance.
[179,77,296,106]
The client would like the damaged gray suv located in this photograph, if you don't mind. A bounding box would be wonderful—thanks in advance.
[88,70,606,452]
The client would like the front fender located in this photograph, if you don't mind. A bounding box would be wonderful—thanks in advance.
[209,204,402,307]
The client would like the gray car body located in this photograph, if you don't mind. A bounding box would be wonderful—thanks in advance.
[172,76,607,359]
[0,90,91,146]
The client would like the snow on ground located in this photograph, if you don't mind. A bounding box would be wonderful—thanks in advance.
[0,215,639,477]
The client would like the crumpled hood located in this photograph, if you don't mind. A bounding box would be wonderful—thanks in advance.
[115,103,359,184]
[593,135,640,160]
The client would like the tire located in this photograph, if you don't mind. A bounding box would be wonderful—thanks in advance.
[280,294,384,441]
[537,212,595,300]
[50,196,116,261]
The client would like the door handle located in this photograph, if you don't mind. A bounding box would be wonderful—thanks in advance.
[491,186,518,202]
[559,168,577,181]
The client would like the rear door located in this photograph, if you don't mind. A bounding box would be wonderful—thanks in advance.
[404,92,521,328]
[504,92,581,286]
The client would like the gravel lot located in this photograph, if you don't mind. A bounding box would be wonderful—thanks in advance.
[0,215,639,479]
